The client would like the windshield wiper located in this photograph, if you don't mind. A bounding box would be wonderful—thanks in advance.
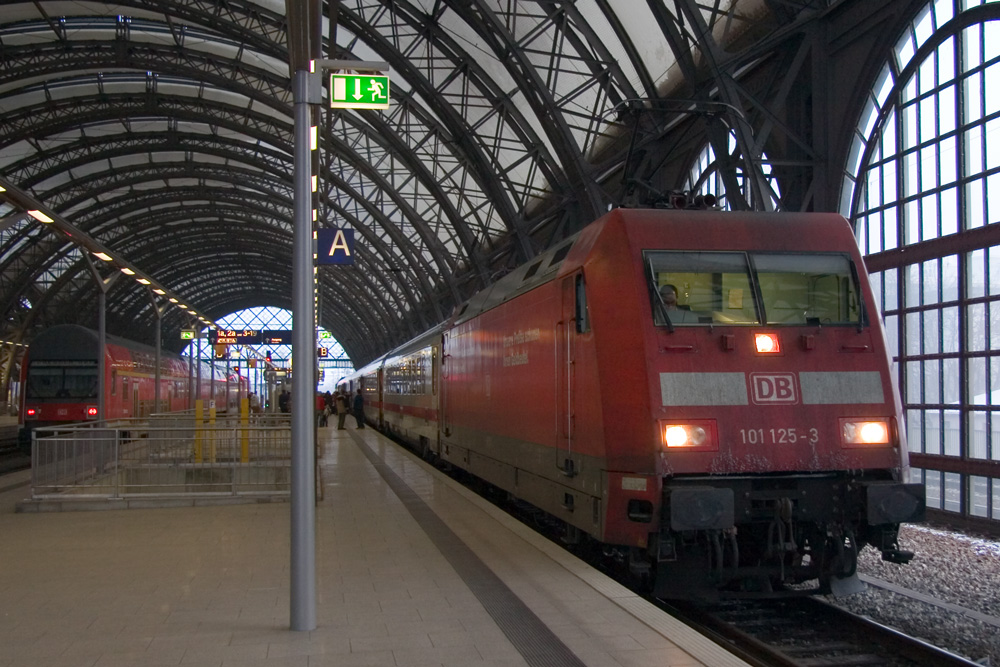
[646,259,674,333]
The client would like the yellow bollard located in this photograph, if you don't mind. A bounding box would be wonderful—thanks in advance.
[194,399,204,463]
[209,400,217,463]
[240,397,250,463]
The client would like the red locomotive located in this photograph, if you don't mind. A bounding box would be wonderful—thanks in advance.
[342,206,925,598]
[19,324,244,449]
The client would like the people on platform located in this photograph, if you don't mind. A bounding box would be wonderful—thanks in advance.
[249,392,261,414]
[335,390,349,429]
[278,389,290,413]
[353,389,365,429]
[316,392,328,427]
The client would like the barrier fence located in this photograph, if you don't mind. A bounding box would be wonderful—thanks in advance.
[30,411,292,499]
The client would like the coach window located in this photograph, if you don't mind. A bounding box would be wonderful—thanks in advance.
[575,274,590,333]
[111,370,117,396]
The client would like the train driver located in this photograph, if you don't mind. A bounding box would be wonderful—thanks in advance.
[658,283,703,324]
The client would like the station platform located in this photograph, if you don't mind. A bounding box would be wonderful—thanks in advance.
[0,425,748,667]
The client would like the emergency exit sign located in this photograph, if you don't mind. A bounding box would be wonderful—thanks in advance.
[330,74,390,109]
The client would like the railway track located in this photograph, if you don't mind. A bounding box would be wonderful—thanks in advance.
[390,434,989,666]
[665,596,982,667]
[0,424,29,474]
[0,424,19,452]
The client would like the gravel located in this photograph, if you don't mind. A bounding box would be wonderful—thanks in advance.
[826,523,1000,665]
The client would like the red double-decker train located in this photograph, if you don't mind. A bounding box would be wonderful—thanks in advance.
[19,324,244,449]
[341,206,925,598]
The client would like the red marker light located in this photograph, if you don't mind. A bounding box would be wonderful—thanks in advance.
[86,406,99,418]
[754,333,781,354]
[25,407,37,418]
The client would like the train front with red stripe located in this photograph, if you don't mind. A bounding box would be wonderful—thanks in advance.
[341,207,925,599]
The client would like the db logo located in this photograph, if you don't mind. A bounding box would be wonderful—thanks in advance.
[750,373,798,404]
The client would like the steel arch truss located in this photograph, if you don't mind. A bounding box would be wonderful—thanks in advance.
[1,0,847,369]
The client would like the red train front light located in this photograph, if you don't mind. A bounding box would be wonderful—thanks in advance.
[660,420,717,451]
[841,419,890,446]
[754,333,781,354]
[86,406,98,418]
[25,407,38,419]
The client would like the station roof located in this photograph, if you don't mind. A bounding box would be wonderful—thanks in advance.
[0,0,852,365]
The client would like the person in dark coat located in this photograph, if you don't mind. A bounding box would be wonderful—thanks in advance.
[353,389,365,428]
[335,390,348,429]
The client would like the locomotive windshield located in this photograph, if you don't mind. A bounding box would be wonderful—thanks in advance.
[646,251,862,327]
[25,361,99,399]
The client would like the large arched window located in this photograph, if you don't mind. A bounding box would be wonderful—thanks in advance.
[183,307,352,394]
[843,1,1000,524]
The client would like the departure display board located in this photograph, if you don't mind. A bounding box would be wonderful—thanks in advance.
[210,329,261,344]
[208,329,292,345]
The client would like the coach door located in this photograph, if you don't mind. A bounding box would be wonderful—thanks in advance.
[440,331,451,438]
[556,273,585,477]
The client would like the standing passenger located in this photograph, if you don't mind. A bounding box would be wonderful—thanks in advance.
[353,389,365,429]
[335,390,348,430]
[316,392,328,426]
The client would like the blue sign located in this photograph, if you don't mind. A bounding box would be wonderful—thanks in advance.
[317,228,355,265]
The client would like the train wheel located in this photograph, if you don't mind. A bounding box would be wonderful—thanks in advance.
[836,531,859,578]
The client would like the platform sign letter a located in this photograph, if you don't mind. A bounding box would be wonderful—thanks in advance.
[317,228,355,265]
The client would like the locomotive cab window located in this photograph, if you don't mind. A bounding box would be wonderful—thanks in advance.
[25,361,98,399]
[646,250,863,327]
[753,253,861,326]
[647,251,755,326]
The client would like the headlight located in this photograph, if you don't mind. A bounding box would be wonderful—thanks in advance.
[661,420,717,450]
[841,419,891,446]
[754,332,781,354]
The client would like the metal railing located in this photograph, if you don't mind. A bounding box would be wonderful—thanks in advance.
[30,413,292,499]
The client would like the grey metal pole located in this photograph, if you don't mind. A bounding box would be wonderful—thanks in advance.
[290,68,317,631]
[196,336,201,400]
[97,290,106,421]
[188,343,193,410]
[154,306,162,414]
[210,347,216,409]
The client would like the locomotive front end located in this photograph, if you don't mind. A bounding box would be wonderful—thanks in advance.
[633,213,925,598]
